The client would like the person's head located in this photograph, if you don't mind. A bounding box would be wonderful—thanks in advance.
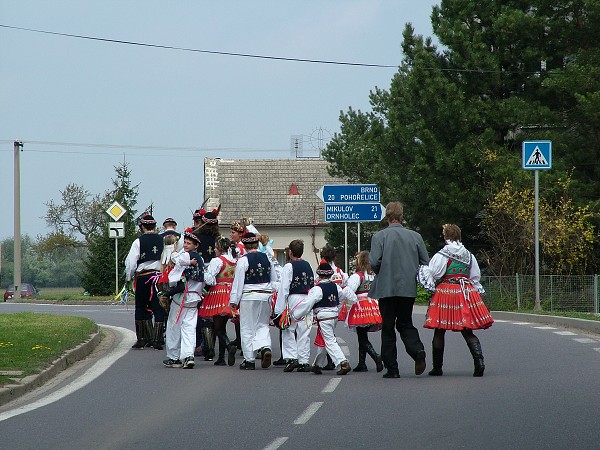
[385,202,404,223]
[288,239,304,258]
[200,210,219,236]
[355,250,373,274]
[192,209,204,228]
[316,261,334,280]
[139,214,157,233]
[319,245,336,263]
[183,228,201,252]
[442,223,461,242]
[230,221,245,243]
[258,233,270,246]
[162,217,177,230]
[241,232,259,250]
[215,235,238,258]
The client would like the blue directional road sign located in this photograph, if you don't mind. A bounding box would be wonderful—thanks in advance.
[325,203,386,223]
[522,140,552,170]
[316,184,380,203]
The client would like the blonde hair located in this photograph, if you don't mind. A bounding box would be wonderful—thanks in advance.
[355,251,373,275]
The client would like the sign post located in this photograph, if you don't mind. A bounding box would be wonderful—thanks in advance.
[522,141,552,311]
[106,201,127,295]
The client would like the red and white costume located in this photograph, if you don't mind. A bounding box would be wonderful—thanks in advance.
[343,271,382,331]
[199,253,237,318]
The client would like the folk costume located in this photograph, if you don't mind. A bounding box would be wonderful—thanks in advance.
[307,263,351,376]
[229,232,278,370]
[418,238,493,376]
[163,229,205,369]
[343,271,383,372]
[274,257,315,372]
[228,220,247,352]
[125,214,165,350]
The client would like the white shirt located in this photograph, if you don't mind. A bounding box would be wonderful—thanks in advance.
[342,272,375,305]
[124,236,162,281]
[229,251,279,305]
[204,252,236,286]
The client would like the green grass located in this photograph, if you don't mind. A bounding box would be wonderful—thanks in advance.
[512,309,600,321]
[3,287,113,302]
[0,312,97,385]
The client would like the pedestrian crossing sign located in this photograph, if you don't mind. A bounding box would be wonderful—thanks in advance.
[522,140,552,170]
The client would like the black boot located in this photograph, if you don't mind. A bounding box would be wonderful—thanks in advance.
[467,341,485,377]
[151,322,165,350]
[365,342,384,373]
[353,349,368,372]
[428,347,444,376]
[142,320,153,348]
[202,327,215,361]
[322,354,335,370]
[132,320,146,349]
[214,334,227,366]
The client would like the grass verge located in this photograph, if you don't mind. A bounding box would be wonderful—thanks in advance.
[0,312,97,386]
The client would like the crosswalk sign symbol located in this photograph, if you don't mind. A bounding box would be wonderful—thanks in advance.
[522,141,552,170]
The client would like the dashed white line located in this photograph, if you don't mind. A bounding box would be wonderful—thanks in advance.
[554,331,577,336]
[263,437,288,450]
[512,322,532,325]
[573,338,597,343]
[293,402,323,425]
[340,346,350,356]
[493,319,509,322]
[336,337,346,344]
[533,326,557,330]
[322,378,342,393]
[593,348,600,353]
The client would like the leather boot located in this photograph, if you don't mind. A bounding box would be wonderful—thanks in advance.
[467,341,485,377]
[132,320,146,349]
[201,327,215,361]
[322,353,335,370]
[365,341,384,373]
[428,346,444,376]
[353,349,368,372]
[214,334,227,365]
[142,320,153,348]
[152,322,165,350]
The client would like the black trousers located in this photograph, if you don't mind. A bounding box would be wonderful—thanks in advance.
[378,297,424,372]
[134,272,165,322]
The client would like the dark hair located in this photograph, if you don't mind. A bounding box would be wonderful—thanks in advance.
[355,251,373,275]
[216,235,238,259]
[442,223,462,242]
[289,240,304,258]
[320,245,336,263]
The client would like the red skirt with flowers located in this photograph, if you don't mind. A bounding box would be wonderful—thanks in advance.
[347,297,382,332]
[198,283,233,318]
[424,279,493,331]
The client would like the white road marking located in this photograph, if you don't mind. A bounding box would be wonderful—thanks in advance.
[573,338,597,343]
[0,325,135,422]
[340,346,350,356]
[336,337,346,344]
[293,402,323,425]
[533,326,557,330]
[554,331,577,336]
[493,319,509,322]
[263,437,288,450]
[512,322,532,325]
[593,348,600,353]
[322,378,342,393]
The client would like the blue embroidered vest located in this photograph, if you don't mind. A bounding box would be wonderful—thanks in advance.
[289,259,314,295]
[183,251,204,282]
[244,252,271,284]
[313,281,339,309]
[138,233,163,265]
[198,232,216,264]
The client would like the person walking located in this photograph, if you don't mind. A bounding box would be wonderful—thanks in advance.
[418,223,493,377]
[369,201,429,378]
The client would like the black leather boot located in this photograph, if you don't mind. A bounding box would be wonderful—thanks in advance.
[322,353,335,370]
[214,334,227,365]
[365,341,384,373]
[202,327,215,361]
[132,320,146,349]
[151,322,165,350]
[428,347,444,376]
[353,349,368,372]
[467,341,485,377]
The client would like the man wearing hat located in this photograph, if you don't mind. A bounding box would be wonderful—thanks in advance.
[125,214,165,349]
[229,232,279,370]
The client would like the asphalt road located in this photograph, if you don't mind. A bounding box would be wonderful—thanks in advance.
[1,303,600,449]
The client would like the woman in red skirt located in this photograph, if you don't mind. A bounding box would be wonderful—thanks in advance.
[198,236,239,366]
[419,224,493,377]
[343,251,383,372]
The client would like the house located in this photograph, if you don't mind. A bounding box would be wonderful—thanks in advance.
[203,157,346,268]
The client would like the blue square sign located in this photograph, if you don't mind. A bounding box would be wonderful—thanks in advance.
[522,141,552,170]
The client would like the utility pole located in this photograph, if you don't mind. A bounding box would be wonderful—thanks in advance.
[14,140,23,300]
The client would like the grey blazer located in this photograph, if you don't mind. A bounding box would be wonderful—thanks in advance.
[368,223,430,299]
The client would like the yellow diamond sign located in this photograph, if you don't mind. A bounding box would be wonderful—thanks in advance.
[106,201,127,221]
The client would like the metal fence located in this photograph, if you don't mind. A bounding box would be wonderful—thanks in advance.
[480,274,600,313]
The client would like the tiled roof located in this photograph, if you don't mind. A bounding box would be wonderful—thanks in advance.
[204,157,346,226]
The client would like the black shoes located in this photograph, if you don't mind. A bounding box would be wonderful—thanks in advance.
[382,369,400,379]
[336,361,351,375]
[273,357,286,366]
[283,359,300,372]
[227,344,237,367]
[415,350,427,375]
[239,360,255,370]
[163,358,183,368]
[182,356,195,369]
[296,363,312,372]
[353,361,368,372]
[311,364,322,375]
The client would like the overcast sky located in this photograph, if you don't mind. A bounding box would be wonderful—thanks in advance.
[0,1,437,240]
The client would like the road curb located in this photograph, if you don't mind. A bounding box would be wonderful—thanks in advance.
[0,326,102,406]
[492,311,600,335]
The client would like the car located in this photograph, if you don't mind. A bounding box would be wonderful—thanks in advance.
[3,283,40,301]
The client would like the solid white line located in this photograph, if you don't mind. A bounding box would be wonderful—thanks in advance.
[554,331,577,336]
[263,437,289,450]
[293,402,323,425]
[0,325,135,422]
[573,338,597,343]
[322,377,342,393]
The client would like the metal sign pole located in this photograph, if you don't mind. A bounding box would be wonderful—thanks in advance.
[344,223,348,273]
[534,170,541,310]
[115,238,119,295]
[357,222,361,253]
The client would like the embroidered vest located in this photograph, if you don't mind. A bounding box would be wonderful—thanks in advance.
[198,232,216,264]
[313,281,339,309]
[355,272,372,295]
[289,259,315,295]
[217,256,236,283]
[244,252,271,284]
[443,259,470,278]
[138,233,163,265]
[183,251,204,282]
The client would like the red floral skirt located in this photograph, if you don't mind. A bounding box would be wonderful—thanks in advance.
[424,281,494,330]
[347,298,382,331]
[198,283,233,318]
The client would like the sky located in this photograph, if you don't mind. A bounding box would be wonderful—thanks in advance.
[0,1,438,240]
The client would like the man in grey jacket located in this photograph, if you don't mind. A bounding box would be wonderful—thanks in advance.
[369,202,430,378]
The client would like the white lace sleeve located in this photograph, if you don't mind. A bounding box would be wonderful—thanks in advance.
[417,265,436,293]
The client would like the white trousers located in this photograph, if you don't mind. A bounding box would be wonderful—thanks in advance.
[313,308,346,367]
[166,298,198,361]
[239,299,272,362]
[282,312,313,364]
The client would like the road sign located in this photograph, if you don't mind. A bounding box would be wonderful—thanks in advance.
[325,203,385,222]
[523,141,552,170]
[106,201,127,221]
[316,184,380,203]
[108,222,125,238]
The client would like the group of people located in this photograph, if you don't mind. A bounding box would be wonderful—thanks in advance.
[124,200,493,378]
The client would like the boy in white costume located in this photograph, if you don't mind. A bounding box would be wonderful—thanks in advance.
[163,228,205,369]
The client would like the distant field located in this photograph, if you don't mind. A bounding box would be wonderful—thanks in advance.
[2,287,113,301]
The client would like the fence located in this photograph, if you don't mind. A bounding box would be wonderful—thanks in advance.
[480,274,600,313]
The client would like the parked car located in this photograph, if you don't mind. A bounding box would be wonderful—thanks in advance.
[3,283,40,301]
